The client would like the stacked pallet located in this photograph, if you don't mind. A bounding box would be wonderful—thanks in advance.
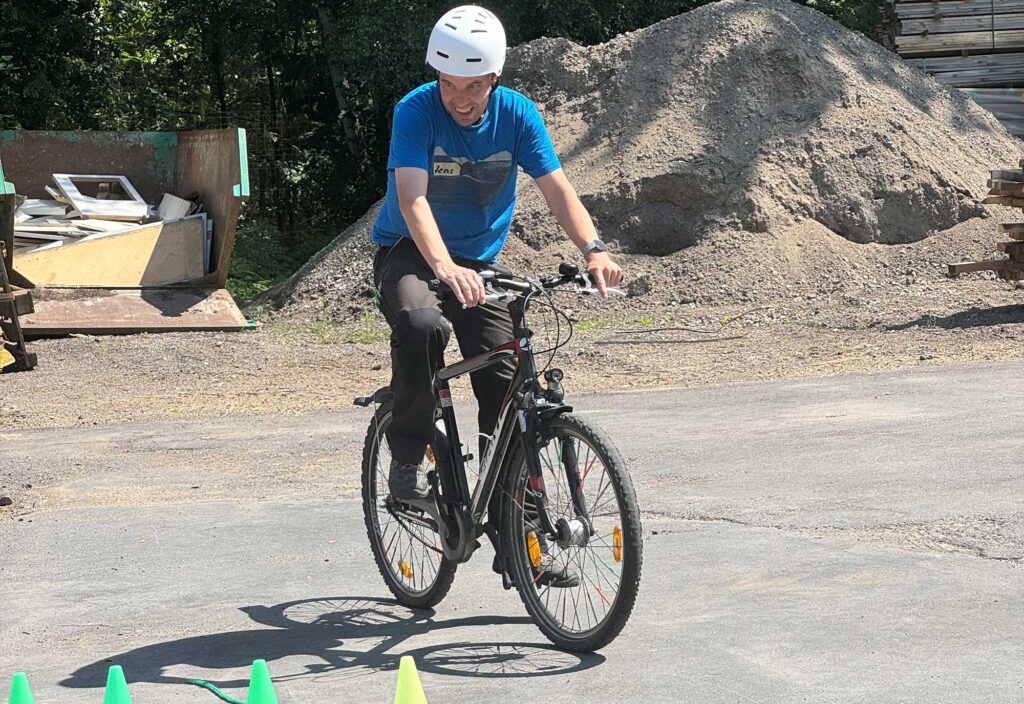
[884,0,1024,135]
[948,163,1024,280]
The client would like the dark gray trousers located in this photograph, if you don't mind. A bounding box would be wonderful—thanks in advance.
[373,238,516,465]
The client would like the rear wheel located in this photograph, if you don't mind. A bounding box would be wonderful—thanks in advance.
[500,414,643,651]
[361,408,457,608]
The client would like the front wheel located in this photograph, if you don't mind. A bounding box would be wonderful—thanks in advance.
[361,407,457,608]
[500,413,643,652]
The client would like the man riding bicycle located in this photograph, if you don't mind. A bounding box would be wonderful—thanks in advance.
[371,5,623,584]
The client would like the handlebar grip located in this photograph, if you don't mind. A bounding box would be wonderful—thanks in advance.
[492,277,532,293]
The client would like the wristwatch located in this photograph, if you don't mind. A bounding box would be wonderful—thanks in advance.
[582,239,608,259]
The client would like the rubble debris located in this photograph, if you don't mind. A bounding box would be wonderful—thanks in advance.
[11,177,211,277]
[52,174,149,222]
[157,193,195,220]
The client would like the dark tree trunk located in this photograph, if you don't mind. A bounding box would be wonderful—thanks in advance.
[317,5,360,158]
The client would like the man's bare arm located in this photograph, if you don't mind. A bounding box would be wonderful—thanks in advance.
[535,168,622,295]
[395,167,485,307]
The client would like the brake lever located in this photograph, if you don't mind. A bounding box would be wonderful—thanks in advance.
[464,282,515,308]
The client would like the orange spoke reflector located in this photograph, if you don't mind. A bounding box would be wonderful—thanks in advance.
[612,525,623,563]
[527,531,543,568]
[425,445,436,464]
[595,584,612,607]
[399,560,414,580]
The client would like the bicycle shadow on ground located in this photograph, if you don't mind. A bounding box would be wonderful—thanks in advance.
[60,596,604,691]
[888,304,1024,331]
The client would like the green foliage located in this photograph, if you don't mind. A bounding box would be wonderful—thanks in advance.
[575,317,616,332]
[796,0,884,34]
[0,1,109,128]
[226,217,301,301]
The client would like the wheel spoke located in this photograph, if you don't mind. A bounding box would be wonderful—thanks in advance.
[365,415,448,599]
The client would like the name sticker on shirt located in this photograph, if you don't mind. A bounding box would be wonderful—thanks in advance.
[433,162,461,177]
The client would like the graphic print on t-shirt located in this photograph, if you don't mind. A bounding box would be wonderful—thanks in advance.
[428,147,513,209]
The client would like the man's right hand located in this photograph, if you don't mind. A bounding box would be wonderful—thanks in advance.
[434,261,486,308]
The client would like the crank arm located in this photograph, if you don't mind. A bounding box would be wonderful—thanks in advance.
[401,493,474,563]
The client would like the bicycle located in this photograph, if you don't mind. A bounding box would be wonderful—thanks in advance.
[354,262,642,652]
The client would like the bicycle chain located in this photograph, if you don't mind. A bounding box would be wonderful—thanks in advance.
[387,502,444,555]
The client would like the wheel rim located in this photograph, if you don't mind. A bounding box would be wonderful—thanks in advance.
[515,429,627,638]
[369,414,446,596]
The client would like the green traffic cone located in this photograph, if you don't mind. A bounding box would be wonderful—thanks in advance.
[246,660,278,704]
[103,665,133,704]
[393,656,427,704]
[8,673,35,704]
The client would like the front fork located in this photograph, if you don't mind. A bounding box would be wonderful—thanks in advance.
[519,404,590,541]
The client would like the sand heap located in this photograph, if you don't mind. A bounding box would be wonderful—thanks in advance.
[262,0,1023,320]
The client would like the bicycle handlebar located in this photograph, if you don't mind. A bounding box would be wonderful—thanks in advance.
[427,263,626,303]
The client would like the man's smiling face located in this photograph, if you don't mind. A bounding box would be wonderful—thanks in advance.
[438,71,497,126]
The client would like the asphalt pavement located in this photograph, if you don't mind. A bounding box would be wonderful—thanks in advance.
[2,361,1022,702]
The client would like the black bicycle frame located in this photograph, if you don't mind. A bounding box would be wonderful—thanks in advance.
[429,296,570,546]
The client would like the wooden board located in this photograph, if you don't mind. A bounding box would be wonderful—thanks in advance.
[948,258,1024,274]
[19,287,248,336]
[992,169,1024,181]
[983,195,1024,206]
[896,29,1024,55]
[988,179,1024,194]
[997,241,1024,260]
[997,222,1024,231]
[960,88,1024,135]
[905,52,1024,71]
[902,12,1024,35]
[896,0,1024,20]
[931,66,1024,87]
[12,218,205,286]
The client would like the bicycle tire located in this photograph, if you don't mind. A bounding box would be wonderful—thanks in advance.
[361,408,457,609]
[500,413,643,651]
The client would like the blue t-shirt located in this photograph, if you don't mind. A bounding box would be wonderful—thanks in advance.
[371,82,561,262]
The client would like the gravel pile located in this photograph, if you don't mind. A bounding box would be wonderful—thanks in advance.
[258,0,1024,321]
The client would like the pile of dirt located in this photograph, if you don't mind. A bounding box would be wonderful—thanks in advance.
[258,0,1024,322]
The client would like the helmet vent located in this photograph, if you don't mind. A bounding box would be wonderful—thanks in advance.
[445,23,457,30]
[436,51,450,58]
[471,29,487,33]
[466,57,482,62]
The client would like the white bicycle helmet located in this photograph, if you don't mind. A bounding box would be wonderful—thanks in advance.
[426,5,507,77]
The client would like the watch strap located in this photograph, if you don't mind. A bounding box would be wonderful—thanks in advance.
[582,239,608,258]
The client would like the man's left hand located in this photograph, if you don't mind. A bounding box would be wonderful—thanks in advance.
[585,251,623,299]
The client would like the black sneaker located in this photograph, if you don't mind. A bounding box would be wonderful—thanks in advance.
[534,563,580,589]
[388,459,429,500]
[493,554,579,589]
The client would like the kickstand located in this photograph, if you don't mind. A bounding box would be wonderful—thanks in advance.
[482,521,515,590]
